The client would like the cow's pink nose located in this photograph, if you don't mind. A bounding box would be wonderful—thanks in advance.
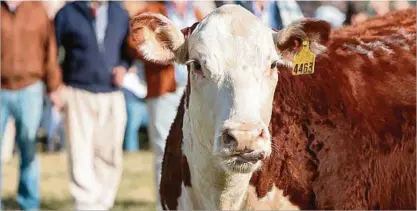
[221,123,269,148]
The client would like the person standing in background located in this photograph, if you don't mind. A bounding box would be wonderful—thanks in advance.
[120,62,149,152]
[342,1,411,26]
[236,0,304,30]
[192,0,216,17]
[296,1,322,17]
[127,1,203,209]
[121,1,150,152]
[54,1,132,210]
[1,1,63,210]
[314,4,346,28]
[343,1,367,25]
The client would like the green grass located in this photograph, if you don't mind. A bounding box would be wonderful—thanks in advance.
[1,151,156,210]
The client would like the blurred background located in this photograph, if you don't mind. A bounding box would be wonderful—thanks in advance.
[1,0,415,210]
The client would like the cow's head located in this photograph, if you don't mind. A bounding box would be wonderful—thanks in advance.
[130,5,330,173]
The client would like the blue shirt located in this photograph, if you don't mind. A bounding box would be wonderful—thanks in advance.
[55,1,132,93]
[91,2,108,52]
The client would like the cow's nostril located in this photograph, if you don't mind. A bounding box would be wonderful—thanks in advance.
[222,130,236,145]
[258,151,266,160]
[259,129,268,139]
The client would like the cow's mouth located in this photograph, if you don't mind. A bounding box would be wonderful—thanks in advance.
[234,151,266,162]
[220,151,267,173]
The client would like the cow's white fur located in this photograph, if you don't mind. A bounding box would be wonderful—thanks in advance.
[178,6,294,210]
[131,13,185,64]
[131,4,328,210]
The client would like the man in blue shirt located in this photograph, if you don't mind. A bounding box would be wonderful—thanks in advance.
[54,1,132,210]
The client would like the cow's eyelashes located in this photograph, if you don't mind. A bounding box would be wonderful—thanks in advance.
[187,60,205,78]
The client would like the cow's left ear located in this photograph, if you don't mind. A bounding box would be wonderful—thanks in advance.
[130,12,188,65]
[273,19,331,67]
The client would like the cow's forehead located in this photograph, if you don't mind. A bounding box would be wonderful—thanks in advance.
[187,5,278,70]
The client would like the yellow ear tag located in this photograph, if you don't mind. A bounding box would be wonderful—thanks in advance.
[292,40,315,75]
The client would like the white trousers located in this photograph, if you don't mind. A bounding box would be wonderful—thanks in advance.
[63,87,127,210]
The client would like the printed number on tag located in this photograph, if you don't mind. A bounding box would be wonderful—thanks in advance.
[292,40,315,75]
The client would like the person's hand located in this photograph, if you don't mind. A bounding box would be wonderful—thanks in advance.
[49,85,64,111]
[113,66,127,87]
[128,65,138,74]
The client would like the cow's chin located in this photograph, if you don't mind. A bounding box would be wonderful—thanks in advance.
[219,156,263,174]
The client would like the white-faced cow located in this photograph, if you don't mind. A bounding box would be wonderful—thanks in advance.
[130,5,416,210]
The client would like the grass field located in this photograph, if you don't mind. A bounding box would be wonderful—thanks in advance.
[1,151,156,210]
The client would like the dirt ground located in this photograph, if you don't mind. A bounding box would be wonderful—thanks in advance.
[1,151,156,210]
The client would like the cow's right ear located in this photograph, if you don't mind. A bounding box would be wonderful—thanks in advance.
[273,19,331,67]
[130,13,186,65]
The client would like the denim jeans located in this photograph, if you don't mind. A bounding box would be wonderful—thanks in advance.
[0,81,43,210]
[123,91,148,151]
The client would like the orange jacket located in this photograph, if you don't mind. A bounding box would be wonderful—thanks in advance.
[1,2,62,92]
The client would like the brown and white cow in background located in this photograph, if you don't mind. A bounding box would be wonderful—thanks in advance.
[130,5,416,210]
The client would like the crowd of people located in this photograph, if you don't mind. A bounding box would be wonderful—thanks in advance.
[1,0,414,210]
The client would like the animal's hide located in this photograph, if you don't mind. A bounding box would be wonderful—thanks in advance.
[250,7,416,210]
[160,7,416,210]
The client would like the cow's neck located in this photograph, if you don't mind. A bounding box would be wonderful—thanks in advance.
[186,152,252,210]
[182,108,252,210]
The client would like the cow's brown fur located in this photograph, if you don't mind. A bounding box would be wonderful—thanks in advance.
[159,91,189,210]
[160,8,416,210]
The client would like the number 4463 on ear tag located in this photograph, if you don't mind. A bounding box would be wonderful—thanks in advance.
[292,40,315,75]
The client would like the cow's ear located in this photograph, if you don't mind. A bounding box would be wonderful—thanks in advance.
[130,13,187,65]
[273,19,331,67]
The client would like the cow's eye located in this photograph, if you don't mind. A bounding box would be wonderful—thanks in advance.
[271,61,278,69]
[189,61,204,78]
[194,62,202,71]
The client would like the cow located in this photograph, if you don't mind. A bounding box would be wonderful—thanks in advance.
[129,5,416,210]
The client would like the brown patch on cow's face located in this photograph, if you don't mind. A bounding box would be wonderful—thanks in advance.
[182,155,192,187]
[160,90,194,210]
[181,22,199,109]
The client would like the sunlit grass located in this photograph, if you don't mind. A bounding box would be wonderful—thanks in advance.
[2,151,156,210]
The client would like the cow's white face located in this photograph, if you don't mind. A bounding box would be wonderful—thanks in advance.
[185,7,279,173]
[130,5,330,173]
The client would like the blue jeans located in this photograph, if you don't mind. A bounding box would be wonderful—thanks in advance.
[0,81,43,210]
[123,91,148,151]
